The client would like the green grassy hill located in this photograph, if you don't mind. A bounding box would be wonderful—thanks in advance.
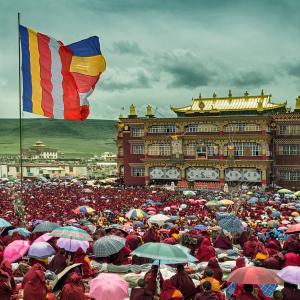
[0,119,116,158]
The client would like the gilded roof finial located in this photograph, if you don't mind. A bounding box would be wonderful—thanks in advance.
[119,113,124,119]
[228,89,232,97]
[146,104,154,118]
[199,100,205,111]
[244,91,249,96]
[295,96,300,111]
[129,104,137,118]
[199,93,202,99]
[213,92,217,98]
[261,89,264,96]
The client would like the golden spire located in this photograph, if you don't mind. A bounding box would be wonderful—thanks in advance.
[128,104,137,118]
[244,91,249,96]
[228,89,232,97]
[295,96,300,111]
[146,104,154,118]
[213,92,217,98]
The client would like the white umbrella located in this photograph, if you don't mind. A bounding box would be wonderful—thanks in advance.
[148,214,170,226]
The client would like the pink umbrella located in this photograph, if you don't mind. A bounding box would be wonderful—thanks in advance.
[4,240,30,263]
[57,238,89,253]
[33,233,53,244]
[89,273,128,300]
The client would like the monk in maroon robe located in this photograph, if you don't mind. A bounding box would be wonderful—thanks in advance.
[22,263,47,300]
[144,265,164,296]
[213,232,232,250]
[283,235,299,253]
[196,238,216,262]
[204,258,223,282]
[48,248,67,274]
[170,264,196,300]
[60,271,86,300]
[0,261,16,300]
[144,227,160,243]
[243,236,258,258]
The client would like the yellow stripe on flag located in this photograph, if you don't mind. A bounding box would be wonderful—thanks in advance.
[28,28,43,115]
[70,55,106,76]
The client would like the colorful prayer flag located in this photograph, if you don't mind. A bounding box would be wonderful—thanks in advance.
[19,25,106,120]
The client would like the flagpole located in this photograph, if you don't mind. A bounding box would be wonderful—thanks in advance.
[18,12,23,193]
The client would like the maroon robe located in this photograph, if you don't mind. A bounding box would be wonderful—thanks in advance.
[60,272,86,300]
[0,261,16,300]
[130,287,154,300]
[48,252,67,274]
[170,271,196,299]
[204,258,223,282]
[213,234,232,250]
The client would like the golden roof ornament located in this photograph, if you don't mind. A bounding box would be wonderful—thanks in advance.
[257,98,263,112]
[199,100,205,111]
[228,89,232,97]
[199,93,202,99]
[244,91,249,96]
[261,89,264,97]
[295,96,300,112]
[146,104,154,118]
[213,92,217,98]
[128,104,137,118]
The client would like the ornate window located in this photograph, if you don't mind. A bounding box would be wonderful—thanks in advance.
[148,143,171,156]
[131,127,144,137]
[278,144,300,155]
[131,144,144,154]
[184,123,218,133]
[224,122,260,132]
[279,125,300,135]
[131,167,145,177]
[148,124,177,134]
[118,147,124,156]
[224,142,262,156]
[183,143,196,156]
[280,170,300,181]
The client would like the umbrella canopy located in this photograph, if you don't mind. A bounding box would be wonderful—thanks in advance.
[194,225,207,230]
[89,273,128,300]
[226,266,282,284]
[0,218,12,227]
[57,238,89,253]
[206,200,221,207]
[33,233,53,244]
[219,199,234,206]
[294,191,300,197]
[278,188,293,194]
[286,224,300,234]
[28,242,55,258]
[3,240,30,263]
[8,227,31,237]
[125,209,147,219]
[294,216,300,223]
[132,242,189,262]
[73,206,95,214]
[183,190,196,196]
[148,214,170,226]
[33,221,60,233]
[277,266,300,285]
[218,215,244,233]
[93,235,126,258]
[50,226,92,241]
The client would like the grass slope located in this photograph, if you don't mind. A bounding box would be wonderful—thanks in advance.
[0,119,116,158]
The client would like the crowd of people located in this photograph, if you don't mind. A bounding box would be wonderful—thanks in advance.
[0,178,299,299]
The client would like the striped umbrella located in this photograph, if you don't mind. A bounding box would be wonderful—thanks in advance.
[73,206,95,214]
[33,221,60,233]
[0,218,12,228]
[125,209,147,219]
[49,226,92,241]
[93,236,125,258]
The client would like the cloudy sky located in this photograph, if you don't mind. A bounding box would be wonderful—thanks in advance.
[1,0,300,120]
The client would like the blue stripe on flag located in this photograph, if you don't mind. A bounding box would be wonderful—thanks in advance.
[19,25,32,113]
[67,36,101,56]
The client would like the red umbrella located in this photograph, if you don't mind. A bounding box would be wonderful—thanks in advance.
[286,224,300,234]
[226,267,282,284]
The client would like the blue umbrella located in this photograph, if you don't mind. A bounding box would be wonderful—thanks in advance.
[194,225,207,230]
[0,218,12,228]
[8,227,31,237]
[272,211,281,218]
[134,221,144,227]
[218,216,244,233]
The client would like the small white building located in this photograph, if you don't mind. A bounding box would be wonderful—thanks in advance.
[100,152,116,162]
[24,141,58,160]
[5,163,87,179]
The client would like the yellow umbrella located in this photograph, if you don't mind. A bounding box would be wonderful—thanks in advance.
[219,199,234,206]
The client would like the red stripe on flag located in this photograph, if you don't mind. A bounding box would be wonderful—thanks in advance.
[71,72,100,93]
[59,46,82,120]
[37,33,53,117]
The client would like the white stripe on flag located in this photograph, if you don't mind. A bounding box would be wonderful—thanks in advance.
[49,38,64,119]
[79,88,93,106]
